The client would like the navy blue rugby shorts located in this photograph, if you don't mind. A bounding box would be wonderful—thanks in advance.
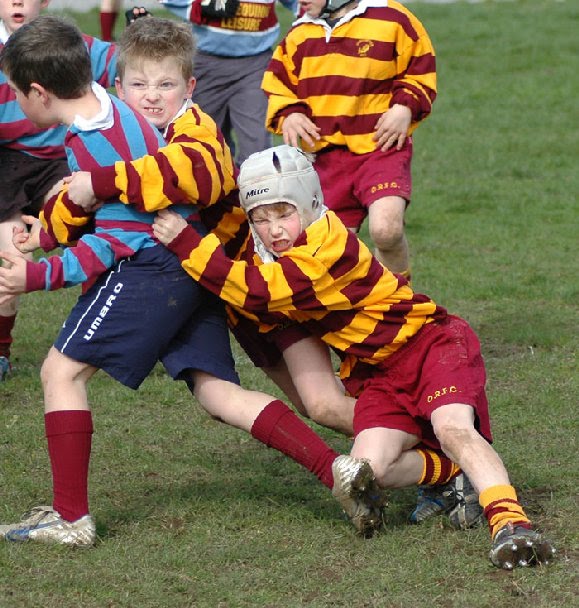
[53,244,239,389]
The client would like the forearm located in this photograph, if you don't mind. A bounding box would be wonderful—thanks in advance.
[198,195,251,259]
[40,189,93,247]
[168,225,250,307]
[92,139,236,212]
[167,224,325,314]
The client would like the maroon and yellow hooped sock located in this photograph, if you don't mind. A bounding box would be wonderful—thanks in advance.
[416,448,461,486]
[479,484,531,539]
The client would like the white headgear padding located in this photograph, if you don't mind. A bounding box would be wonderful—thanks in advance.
[239,145,326,230]
[238,145,328,262]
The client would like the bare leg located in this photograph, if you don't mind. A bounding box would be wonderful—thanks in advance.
[430,403,511,493]
[278,336,355,435]
[350,427,423,488]
[262,357,309,417]
[367,196,409,274]
[191,370,279,432]
[41,347,98,412]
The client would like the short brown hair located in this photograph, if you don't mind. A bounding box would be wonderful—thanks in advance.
[116,17,196,83]
[0,15,92,98]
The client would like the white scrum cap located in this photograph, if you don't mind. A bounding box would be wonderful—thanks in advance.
[238,145,326,232]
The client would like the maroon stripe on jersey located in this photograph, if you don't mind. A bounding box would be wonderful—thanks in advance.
[244,264,273,312]
[296,37,397,63]
[180,136,226,204]
[267,55,296,91]
[190,241,238,301]
[396,80,435,108]
[298,74,393,98]
[315,113,381,136]
[165,121,176,142]
[101,107,134,164]
[91,231,139,260]
[279,257,325,311]
[199,195,230,232]
[379,7,419,40]
[327,230,360,280]
[97,219,155,234]
[349,319,405,358]
[407,53,436,77]
[341,257,386,306]
[125,163,147,209]
[310,308,358,335]
[223,222,250,260]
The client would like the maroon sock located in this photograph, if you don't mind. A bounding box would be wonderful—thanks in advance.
[0,314,16,358]
[100,11,118,41]
[251,400,338,489]
[45,410,94,522]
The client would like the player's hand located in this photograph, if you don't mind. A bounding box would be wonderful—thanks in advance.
[125,7,151,25]
[373,104,412,151]
[62,172,102,212]
[12,215,42,254]
[0,252,27,305]
[153,209,188,245]
[282,113,321,150]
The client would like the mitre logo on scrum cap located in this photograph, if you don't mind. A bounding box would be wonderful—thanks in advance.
[245,187,270,198]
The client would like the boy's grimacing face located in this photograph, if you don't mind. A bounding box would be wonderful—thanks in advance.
[116,56,195,130]
[251,203,302,256]
[0,0,49,35]
[298,0,326,18]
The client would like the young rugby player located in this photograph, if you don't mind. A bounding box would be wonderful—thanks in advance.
[152,145,556,570]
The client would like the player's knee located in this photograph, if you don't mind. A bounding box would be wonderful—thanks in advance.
[40,352,60,389]
[369,221,404,252]
[303,396,334,425]
[371,457,402,488]
[40,350,76,389]
[434,423,476,461]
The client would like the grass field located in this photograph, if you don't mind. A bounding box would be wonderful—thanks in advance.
[0,2,577,607]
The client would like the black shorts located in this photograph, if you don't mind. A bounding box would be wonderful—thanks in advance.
[0,147,69,222]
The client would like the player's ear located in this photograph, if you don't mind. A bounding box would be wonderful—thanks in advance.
[115,77,125,100]
[29,82,49,102]
[186,77,196,98]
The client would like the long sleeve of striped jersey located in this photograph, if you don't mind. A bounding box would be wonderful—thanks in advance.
[83,34,118,90]
[25,229,152,292]
[167,210,445,367]
[39,187,95,247]
[90,106,236,212]
[262,0,436,154]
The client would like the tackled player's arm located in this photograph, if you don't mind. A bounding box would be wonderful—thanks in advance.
[40,186,93,248]
[90,110,236,212]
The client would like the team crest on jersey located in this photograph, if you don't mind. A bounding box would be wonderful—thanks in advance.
[357,40,374,57]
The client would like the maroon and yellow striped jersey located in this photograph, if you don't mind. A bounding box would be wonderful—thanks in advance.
[168,210,447,379]
[262,0,436,154]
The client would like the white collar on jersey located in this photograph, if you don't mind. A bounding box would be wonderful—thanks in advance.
[72,82,114,132]
[0,21,10,44]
